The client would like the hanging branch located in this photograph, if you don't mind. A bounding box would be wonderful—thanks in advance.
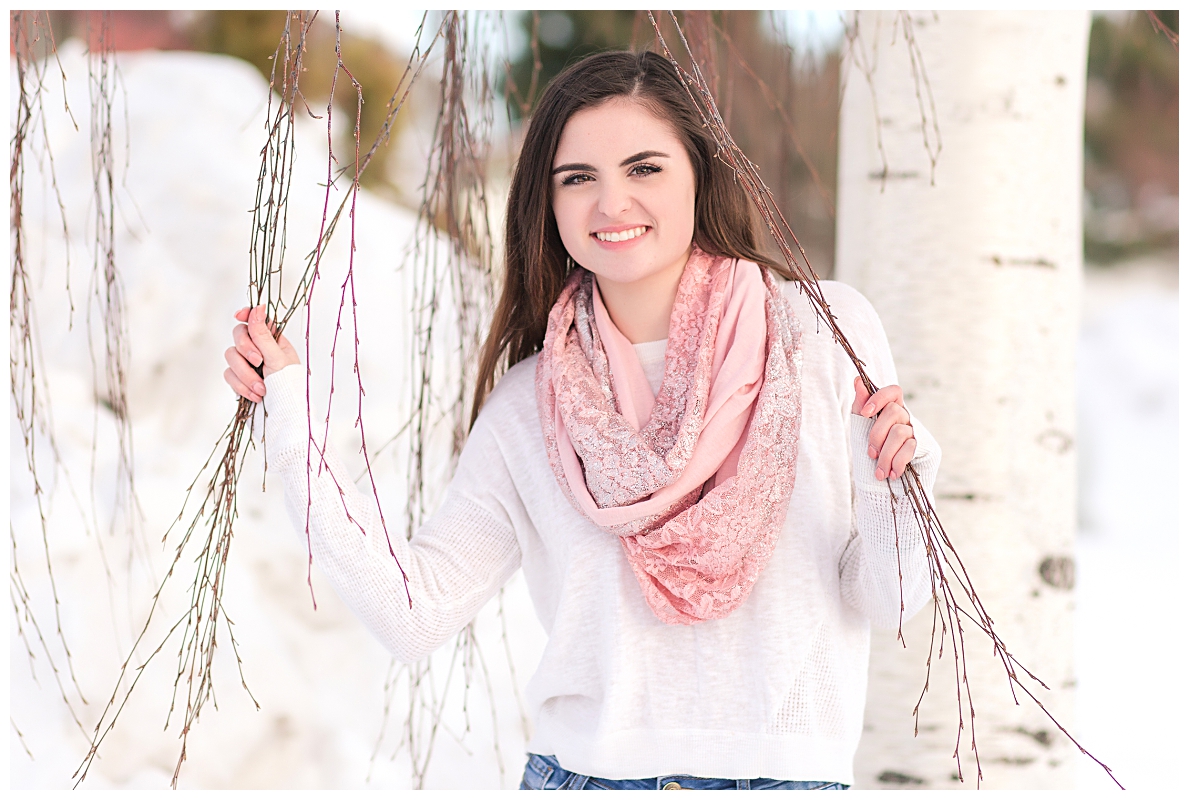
[304,11,393,610]
[703,13,836,220]
[648,10,1121,790]
[891,12,942,185]
[840,14,893,192]
[386,10,504,788]
[85,11,142,542]
[73,9,447,788]
[367,15,545,786]
[406,10,497,533]
[679,11,720,100]
[10,9,93,748]
[1145,10,1178,51]
[299,9,444,609]
[840,12,942,190]
[72,14,317,785]
[501,10,542,118]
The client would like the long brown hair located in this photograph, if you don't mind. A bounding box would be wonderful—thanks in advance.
[471,49,787,428]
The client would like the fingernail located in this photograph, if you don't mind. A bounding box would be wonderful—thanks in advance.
[253,382,265,395]
[863,403,875,416]
[875,468,884,480]
[869,446,877,458]
[253,353,263,367]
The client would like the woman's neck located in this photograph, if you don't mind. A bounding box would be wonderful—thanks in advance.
[594,247,691,344]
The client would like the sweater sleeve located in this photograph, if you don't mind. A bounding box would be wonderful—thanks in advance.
[840,413,941,629]
[260,365,522,663]
[827,286,941,630]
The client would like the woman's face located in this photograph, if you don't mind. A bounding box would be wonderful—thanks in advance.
[550,98,696,294]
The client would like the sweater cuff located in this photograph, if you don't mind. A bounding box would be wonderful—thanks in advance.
[261,363,310,452]
[850,414,881,490]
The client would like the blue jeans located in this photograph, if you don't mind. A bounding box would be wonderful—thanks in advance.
[520,753,849,790]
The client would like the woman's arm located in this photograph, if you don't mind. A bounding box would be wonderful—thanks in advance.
[226,307,522,662]
[262,367,522,662]
[825,291,941,630]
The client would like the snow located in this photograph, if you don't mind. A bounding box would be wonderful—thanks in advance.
[10,43,543,790]
[9,45,1182,790]
[1073,260,1182,792]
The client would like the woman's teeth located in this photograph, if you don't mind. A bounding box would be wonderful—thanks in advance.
[594,226,647,243]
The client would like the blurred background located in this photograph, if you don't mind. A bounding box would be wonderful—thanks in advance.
[34,9,1178,272]
[11,8,1178,791]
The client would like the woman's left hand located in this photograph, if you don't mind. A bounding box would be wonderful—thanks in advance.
[851,377,916,481]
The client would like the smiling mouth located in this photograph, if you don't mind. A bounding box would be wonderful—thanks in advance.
[593,226,648,243]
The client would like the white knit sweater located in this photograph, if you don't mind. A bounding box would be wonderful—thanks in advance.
[261,279,940,785]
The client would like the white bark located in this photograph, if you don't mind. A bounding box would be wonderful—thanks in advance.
[834,11,1091,789]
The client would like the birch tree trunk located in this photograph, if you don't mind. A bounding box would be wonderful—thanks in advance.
[835,11,1091,789]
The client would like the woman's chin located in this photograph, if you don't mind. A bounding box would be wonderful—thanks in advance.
[578,243,692,286]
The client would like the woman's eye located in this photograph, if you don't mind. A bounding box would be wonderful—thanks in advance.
[560,173,592,186]
[630,164,661,177]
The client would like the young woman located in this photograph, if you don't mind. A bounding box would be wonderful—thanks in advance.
[224,50,940,791]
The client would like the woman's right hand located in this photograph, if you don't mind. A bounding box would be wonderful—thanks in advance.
[223,305,301,403]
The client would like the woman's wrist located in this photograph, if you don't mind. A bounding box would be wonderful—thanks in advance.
[260,365,309,448]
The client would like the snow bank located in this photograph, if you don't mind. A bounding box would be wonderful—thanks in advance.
[11,43,543,789]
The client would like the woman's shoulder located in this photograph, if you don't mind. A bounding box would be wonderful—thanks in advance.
[778,277,884,339]
[475,353,542,434]
[777,276,901,389]
[778,276,875,316]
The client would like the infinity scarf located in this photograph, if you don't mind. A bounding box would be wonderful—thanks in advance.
[535,247,803,624]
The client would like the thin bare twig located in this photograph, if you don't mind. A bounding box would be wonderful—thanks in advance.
[388,11,502,787]
[699,13,836,219]
[84,11,145,558]
[74,12,315,787]
[74,10,446,787]
[10,9,94,748]
[894,12,942,185]
[501,10,542,118]
[841,13,891,192]
[1145,10,1179,51]
[12,717,35,760]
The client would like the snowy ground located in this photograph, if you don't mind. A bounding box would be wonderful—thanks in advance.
[9,47,1182,791]
[1073,256,1182,792]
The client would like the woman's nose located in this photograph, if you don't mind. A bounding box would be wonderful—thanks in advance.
[596,179,633,218]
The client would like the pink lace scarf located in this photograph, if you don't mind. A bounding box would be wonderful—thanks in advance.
[535,247,803,624]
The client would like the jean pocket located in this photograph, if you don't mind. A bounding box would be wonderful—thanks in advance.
[521,753,557,790]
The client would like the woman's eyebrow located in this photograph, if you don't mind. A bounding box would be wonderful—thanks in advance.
[620,150,668,166]
[551,161,593,175]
